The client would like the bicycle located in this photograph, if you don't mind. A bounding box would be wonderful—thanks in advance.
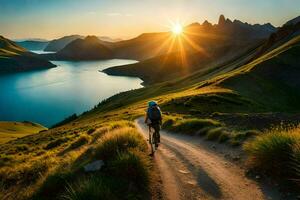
[148,125,158,155]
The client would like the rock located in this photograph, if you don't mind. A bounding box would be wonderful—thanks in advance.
[84,160,104,172]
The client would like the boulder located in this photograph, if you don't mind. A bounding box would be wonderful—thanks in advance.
[84,160,104,172]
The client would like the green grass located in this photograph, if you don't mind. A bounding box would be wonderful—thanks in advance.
[69,135,90,150]
[244,126,300,184]
[0,121,47,144]
[44,138,68,150]
[162,116,221,135]
[206,127,226,141]
[95,127,147,160]
[62,176,117,200]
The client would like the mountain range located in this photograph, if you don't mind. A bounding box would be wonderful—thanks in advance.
[51,36,113,60]
[42,35,122,52]
[44,35,83,52]
[43,15,277,64]
[0,15,279,74]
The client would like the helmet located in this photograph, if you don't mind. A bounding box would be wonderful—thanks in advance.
[148,101,157,107]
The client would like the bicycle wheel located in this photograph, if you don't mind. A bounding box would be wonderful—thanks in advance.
[149,129,155,155]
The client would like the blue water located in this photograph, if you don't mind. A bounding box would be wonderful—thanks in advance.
[0,59,142,127]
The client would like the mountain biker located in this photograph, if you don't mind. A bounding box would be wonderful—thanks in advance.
[145,101,162,147]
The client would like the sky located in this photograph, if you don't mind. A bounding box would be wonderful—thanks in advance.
[0,0,299,40]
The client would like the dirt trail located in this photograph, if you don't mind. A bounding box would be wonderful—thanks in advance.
[135,118,278,200]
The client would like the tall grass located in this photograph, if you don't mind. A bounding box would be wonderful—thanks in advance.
[244,126,300,184]
[32,125,150,200]
[62,176,117,200]
[292,143,300,186]
[95,127,147,160]
[0,116,151,200]
[162,117,221,134]
[110,150,150,186]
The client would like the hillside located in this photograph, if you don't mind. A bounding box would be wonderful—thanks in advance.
[49,36,113,60]
[0,36,56,73]
[44,35,83,52]
[0,121,47,144]
[16,40,49,51]
[1,17,299,200]
[219,36,300,111]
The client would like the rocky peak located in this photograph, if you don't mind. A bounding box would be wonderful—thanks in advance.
[85,35,99,42]
[202,20,212,27]
[226,18,232,24]
[218,15,226,25]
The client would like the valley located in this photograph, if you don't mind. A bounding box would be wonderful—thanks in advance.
[0,8,300,200]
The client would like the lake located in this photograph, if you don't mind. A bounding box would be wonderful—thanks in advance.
[0,59,142,127]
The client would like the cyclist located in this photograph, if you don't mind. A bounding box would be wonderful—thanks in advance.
[145,101,162,147]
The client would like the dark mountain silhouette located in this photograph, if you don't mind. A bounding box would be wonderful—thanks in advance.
[16,40,49,51]
[284,15,300,26]
[0,36,55,73]
[48,36,113,60]
[44,35,83,52]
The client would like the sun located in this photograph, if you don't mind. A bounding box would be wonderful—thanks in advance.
[172,23,183,35]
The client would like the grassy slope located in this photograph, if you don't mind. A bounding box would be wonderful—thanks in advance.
[0,121,47,144]
[0,117,152,200]
[215,35,300,111]
[0,36,26,57]
[0,36,56,73]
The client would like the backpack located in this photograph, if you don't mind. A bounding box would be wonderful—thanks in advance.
[148,106,161,122]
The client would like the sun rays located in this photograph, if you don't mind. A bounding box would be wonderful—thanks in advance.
[149,20,211,75]
[172,23,183,35]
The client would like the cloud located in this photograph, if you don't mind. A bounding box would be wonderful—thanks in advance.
[106,13,122,17]
[125,14,134,17]
[87,11,96,16]
[106,13,134,17]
